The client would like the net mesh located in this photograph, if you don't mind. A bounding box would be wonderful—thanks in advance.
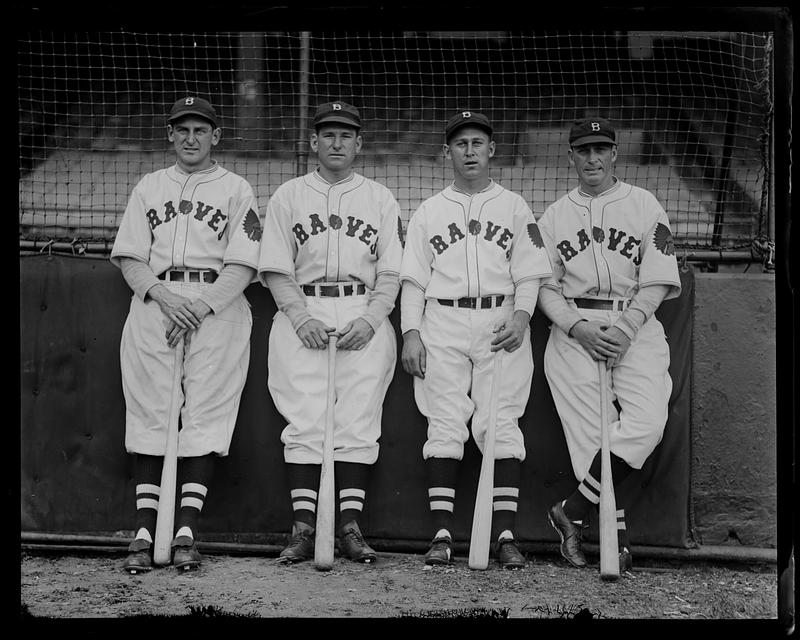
[18,31,773,253]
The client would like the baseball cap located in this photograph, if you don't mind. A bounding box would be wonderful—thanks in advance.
[313,101,362,129]
[569,117,616,147]
[445,111,493,141]
[168,96,219,128]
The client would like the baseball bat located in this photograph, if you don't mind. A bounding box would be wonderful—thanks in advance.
[314,334,338,571]
[468,350,503,570]
[598,361,620,581]
[153,337,185,566]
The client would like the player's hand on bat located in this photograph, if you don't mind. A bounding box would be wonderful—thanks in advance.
[150,284,204,330]
[297,318,337,349]
[336,317,375,351]
[601,325,631,368]
[163,300,212,346]
[164,321,190,348]
[490,310,530,352]
[571,320,623,362]
[401,330,427,379]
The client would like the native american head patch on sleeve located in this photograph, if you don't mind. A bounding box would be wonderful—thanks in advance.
[243,208,263,242]
[527,223,544,248]
[653,222,675,256]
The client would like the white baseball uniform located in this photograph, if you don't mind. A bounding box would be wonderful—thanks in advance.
[400,181,552,461]
[258,170,403,465]
[111,162,263,457]
[537,178,681,480]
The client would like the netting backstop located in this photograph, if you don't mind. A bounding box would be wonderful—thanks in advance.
[18,30,777,260]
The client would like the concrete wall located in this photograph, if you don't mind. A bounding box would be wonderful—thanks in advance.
[690,272,777,548]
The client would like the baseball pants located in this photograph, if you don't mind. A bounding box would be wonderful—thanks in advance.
[268,292,397,465]
[415,298,531,462]
[120,281,252,458]
[543,302,672,480]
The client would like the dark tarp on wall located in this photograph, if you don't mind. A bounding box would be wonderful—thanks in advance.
[20,255,694,548]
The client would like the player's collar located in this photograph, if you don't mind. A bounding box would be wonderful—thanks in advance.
[172,159,219,177]
[577,176,620,199]
[313,168,357,187]
[450,178,495,197]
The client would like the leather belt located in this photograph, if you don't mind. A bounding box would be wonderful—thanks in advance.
[573,298,630,311]
[302,283,367,297]
[437,295,505,310]
[158,269,218,284]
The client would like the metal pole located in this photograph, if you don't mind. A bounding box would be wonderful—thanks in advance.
[710,99,737,248]
[295,31,311,177]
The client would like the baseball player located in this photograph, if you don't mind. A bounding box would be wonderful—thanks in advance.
[537,117,681,574]
[111,96,263,573]
[258,101,403,564]
[400,111,552,568]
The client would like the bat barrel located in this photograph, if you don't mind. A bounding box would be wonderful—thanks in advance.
[314,334,337,571]
[468,350,502,570]
[153,338,184,566]
[598,361,620,581]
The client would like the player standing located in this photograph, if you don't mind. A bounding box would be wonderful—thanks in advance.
[537,117,681,574]
[111,96,263,572]
[400,111,552,568]
[258,101,403,565]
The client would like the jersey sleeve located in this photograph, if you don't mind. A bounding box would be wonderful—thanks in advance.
[399,205,433,292]
[536,206,568,294]
[508,196,553,286]
[637,192,682,300]
[222,177,263,270]
[110,178,153,269]
[374,187,403,279]
[257,184,301,286]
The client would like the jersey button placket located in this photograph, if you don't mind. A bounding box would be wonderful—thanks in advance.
[466,197,478,299]
[326,195,338,282]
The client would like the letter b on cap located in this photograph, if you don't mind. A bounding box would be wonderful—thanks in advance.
[591,122,600,131]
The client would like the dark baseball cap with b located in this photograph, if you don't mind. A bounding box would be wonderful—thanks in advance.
[445,111,493,140]
[168,96,219,128]
[313,101,362,129]
[569,117,616,147]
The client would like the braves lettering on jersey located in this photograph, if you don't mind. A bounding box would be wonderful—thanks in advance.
[259,171,402,287]
[401,182,551,299]
[111,163,262,275]
[538,180,681,301]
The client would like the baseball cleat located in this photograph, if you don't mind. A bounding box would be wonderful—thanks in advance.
[424,535,453,566]
[337,521,378,563]
[495,538,526,569]
[123,538,153,574]
[547,501,588,569]
[279,522,315,564]
[171,535,202,570]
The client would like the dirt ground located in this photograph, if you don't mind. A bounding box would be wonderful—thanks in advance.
[19,547,780,623]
